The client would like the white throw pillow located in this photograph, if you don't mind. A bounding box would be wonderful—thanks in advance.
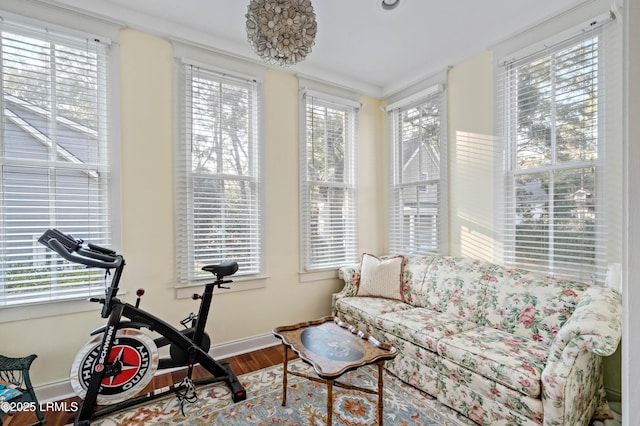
[357,253,404,301]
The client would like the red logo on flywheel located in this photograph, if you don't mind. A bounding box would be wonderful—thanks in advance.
[80,337,151,395]
[101,345,143,387]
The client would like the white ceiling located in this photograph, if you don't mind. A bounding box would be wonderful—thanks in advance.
[49,0,584,97]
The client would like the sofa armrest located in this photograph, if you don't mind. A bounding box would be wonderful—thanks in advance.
[332,264,360,313]
[541,285,622,425]
[548,285,622,361]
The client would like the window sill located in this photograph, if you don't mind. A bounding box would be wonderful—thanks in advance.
[175,276,268,299]
[0,298,100,323]
[298,269,339,283]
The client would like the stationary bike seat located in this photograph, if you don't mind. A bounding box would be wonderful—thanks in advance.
[202,261,238,278]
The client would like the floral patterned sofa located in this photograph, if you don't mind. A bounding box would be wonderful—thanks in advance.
[333,254,622,425]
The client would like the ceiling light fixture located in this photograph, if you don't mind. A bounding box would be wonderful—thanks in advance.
[380,0,401,11]
[245,0,317,67]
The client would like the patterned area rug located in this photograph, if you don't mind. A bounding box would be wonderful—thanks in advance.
[91,359,475,425]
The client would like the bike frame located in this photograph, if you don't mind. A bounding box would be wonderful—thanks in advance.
[38,229,246,425]
[87,268,216,369]
[77,291,246,423]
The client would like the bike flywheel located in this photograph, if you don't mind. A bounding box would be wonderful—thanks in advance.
[70,329,159,405]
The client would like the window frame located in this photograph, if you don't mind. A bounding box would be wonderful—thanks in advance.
[495,15,622,284]
[387,85,448,256]
[174,62,265,291]
[299,89,360,273]
[0,10,121,322]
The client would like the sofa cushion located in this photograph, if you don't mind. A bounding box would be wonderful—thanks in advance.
[375,308,478,353]
[437,326,548,398]
[386,352,440,396]
[378,329,440,370]
[439,356,545,425]
[334,297,413,327]
[399,255,436,305]
[480,265,587,346]
[356,253,404,300]
[417,257,489,324]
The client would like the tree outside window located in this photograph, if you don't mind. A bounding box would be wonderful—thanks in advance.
[504,34,605,282]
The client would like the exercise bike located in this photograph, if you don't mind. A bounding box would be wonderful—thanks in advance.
[38,229,247,425]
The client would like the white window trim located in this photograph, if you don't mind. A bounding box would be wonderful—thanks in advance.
[387,84,448,256]
[175,277,267,299]
[384,84,443,112]
[298,83,360,275]
[492,2,622,283]
[0,0,122,42]
[0,297,100,323]
[491,0,616,62]
[173,44,266,294]
[0,5,122,323]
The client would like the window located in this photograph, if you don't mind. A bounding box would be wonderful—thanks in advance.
[0,19,112,306]
[388,87,447,255]
[497,17,621,284]
[176,65,263,286]
[300,92,358,271]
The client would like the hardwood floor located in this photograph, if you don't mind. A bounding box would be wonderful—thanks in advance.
[3,345,290,426]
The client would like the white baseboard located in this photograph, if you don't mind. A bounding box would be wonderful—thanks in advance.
[36,378,76,403]
[36,332,280,403]
[210,332,280,359]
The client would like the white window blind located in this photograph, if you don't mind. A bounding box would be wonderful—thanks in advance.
[300,92,358,271]
[176,65,263,286]
[0,19,112,306]
[496,16,622,284]
[388,88,446,255]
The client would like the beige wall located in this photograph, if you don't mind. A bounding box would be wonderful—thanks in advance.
[0,26,621,401]
[447,51,495,260]
[0,28,384,388]
[357,96,388,255]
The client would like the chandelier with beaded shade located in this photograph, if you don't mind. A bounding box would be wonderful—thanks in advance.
[245,0,317,66]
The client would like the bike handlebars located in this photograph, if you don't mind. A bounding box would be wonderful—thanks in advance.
[38,228,239,320]
[38,229,123,270]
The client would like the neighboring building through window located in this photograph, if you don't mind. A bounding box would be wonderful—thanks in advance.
[300,91,359,271]
[388,86,447,255]
[175,65,263,286]
[497,17,622,284]
[0,19,112,306]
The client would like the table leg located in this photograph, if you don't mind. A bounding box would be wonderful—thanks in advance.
[377,361,384,426]
[282,345,288,406]
[327,379,333,425]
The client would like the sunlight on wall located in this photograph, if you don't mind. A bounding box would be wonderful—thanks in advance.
[454,131,496,261]
[460,226,494,262]
[447,51,494,260]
